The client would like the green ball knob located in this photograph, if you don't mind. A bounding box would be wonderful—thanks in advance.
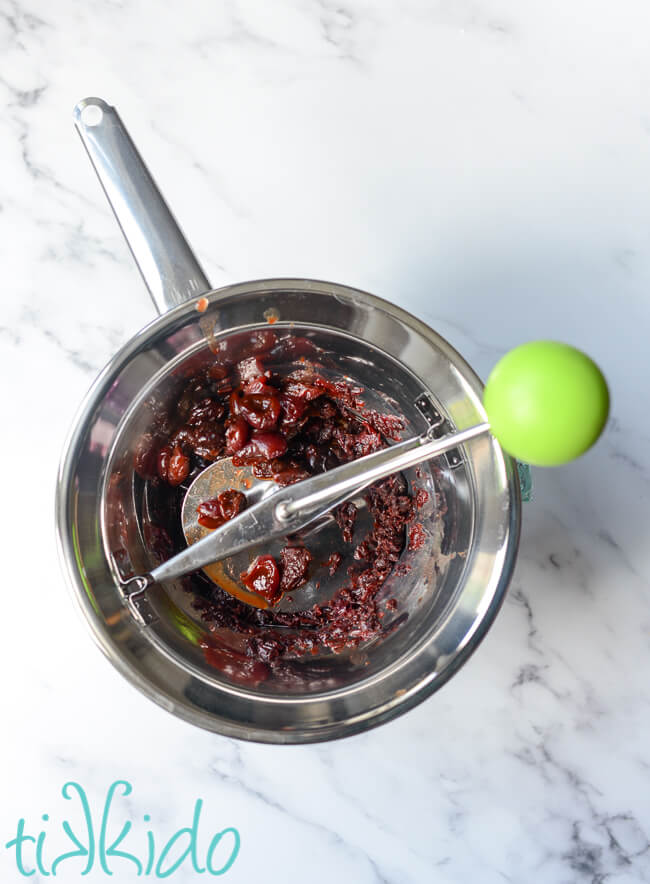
[483,341,609,466]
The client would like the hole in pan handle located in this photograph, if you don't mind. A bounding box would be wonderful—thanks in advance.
[73,97,211,314]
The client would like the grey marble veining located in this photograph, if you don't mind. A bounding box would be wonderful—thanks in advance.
[1,0,649,881]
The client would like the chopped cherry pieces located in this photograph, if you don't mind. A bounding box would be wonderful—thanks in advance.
[279,546,312,593]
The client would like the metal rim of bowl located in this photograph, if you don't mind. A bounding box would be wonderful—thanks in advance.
[55,277,521,743]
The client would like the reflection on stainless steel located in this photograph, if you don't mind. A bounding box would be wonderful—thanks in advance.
[56,98,521,744]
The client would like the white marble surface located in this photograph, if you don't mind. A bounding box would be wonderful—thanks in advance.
[1,0,650,881]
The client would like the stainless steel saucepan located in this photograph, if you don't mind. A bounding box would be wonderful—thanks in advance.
[56,97,520,744]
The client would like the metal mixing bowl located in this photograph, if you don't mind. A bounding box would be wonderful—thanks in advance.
[55,99,520,743]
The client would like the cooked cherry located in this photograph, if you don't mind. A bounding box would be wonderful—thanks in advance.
[157,446,171,481]
[196,499,224,529]
[170,425,195,448]
[208,363,229,381]
[231,391,281,430]
[272,465,310,486]
[333,426,383,460]
[252,461,274,479]
[233,431,288,464]
[187,397,224,426]
[243,377,274,395]
[282,379,323,402]
[211,334,246,367]
[363,410,405,441]
[200,640,270,685]
[240,555,280,602]
[158,444,190,486]
[279,393,307,425]
[225,415,250,454]
[197,489,246,529]
[236,356,265,384]
[219,489,247,520]
[248,329,277,354]
[190,424,224,460]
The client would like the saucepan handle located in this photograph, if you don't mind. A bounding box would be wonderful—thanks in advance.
[73,97,211,314]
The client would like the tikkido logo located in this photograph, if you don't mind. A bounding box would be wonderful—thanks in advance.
[4,781,241,878]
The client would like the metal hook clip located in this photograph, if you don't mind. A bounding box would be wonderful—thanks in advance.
[119,574,158,626]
